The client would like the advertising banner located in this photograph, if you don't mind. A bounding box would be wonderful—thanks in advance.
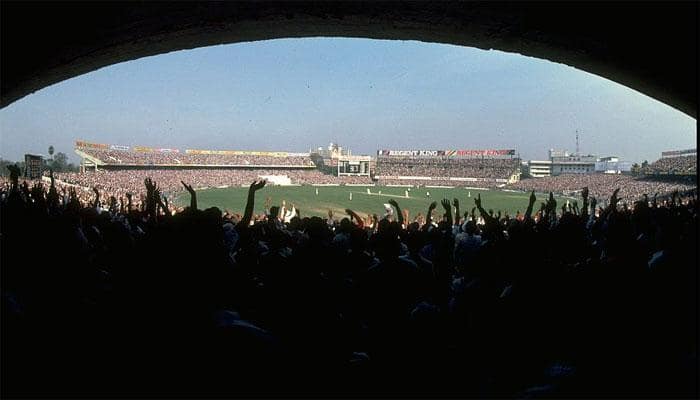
[377,150,443,156]
[378,149,516,157]
[76,141,109,149]
[109,144,130,151]
[454,149,515,156]
[186,149,289,156]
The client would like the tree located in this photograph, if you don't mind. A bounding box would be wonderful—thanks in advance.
[44,152,78,173]
[0,158,26,176]
[631,163,640,175]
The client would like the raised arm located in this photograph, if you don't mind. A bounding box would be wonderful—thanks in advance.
[158,192,171,216]
[181,181,197,210]
[453,198,460,225]
[144,178,159,219]
[92,187,100,210]
[441,198,452,226]
[345,208,365,228]
[425,201,437,227]
[47,169,59,209]
[238,179,266,229]
[388,198,404,226]
[580,187,589,219]
[525,190,536,220]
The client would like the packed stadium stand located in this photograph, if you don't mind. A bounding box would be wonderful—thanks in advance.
[76,145,316,167]
[647,155,697,175]
[374,149,521,187]
[68,141,374,202]
[507,174,697,202]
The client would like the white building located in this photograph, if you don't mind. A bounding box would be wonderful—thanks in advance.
[526,160,552,178]
[549,149,597,175]
[595,156,632,174]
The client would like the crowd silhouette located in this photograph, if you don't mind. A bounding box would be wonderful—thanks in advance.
[1,164,697,397]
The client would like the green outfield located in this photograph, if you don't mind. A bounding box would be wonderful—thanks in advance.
[176,185,574,219]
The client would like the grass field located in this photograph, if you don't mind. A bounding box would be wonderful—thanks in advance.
[176,185,573,219]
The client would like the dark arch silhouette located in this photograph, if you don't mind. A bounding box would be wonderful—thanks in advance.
[1,2,697,118]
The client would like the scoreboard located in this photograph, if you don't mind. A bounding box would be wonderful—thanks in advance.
[24,154,43,179]
[337,156,371,176]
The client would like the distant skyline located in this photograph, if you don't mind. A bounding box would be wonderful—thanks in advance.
[0,37,696,164]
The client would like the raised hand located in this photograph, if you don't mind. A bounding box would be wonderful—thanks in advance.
[548,192,556,211]
[93,186,101,208]
[181,180,195,194]
[345,208,364,227]
[474,193,482,209]
[441,198,452,225]
[68,187,80,211]
[425,201,438,226]
[525,190,536,219]
[250,179,267,192]
[452,198,461,224]
[609,188,621,209]
[181,180,197,210]
[388,198,404,225]
[238,180,266,229]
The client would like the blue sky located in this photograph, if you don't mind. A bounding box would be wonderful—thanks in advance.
[0,37,696,164]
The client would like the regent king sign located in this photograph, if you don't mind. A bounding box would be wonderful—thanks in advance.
[378,149,516,157]
[377,150,443,156]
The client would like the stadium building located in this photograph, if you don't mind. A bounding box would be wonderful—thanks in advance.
[548,149,597,175]
[526,149,636,178]
[310,143,371,178]
[524,160,552,178]
[595,156,632,174]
